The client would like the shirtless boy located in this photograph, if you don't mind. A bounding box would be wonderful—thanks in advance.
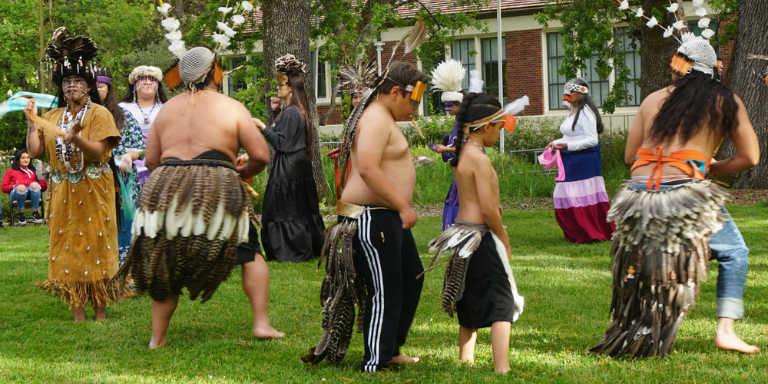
[338,62,428,372]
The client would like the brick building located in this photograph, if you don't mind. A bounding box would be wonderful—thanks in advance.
[224,0,732,126]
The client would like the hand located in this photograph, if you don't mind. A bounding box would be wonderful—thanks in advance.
[252,118,266,131]
[65,130,78,144]
[236,165,250,181]
[236,153,250,165]
[399,206,417,229]
[544,142,555,152]
[119,153,133,172]
[554,143,568,150]
[23,99,37,119]
[270,97,281,111]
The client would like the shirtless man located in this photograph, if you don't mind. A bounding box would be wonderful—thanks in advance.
[626,71,760,354]
[122,47,282,348]
[339,62,428,372]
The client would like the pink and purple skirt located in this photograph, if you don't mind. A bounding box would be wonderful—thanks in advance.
[553,144,614,243]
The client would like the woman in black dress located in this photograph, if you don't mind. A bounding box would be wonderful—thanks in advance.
[252,56,325,262]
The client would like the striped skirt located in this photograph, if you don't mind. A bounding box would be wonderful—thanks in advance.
[553,144,615,243]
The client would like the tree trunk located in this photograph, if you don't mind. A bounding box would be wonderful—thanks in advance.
[262,0,331,200]
[639,0,679,101]
[717,0,768,189]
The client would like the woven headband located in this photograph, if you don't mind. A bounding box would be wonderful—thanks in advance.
[564,83,589,94]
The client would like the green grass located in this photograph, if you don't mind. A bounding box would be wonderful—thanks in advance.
[1,205,767,383]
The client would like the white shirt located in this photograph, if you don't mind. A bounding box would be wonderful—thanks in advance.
[553,106,599,152]
[119,101,163,138]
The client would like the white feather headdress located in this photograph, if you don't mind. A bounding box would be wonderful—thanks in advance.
[431,59,466,103]
[467,69,483,94]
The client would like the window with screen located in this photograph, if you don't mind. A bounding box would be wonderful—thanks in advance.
[451,39,476,90]
[581,52,611,108]
[547,32,568,110]
[614,27,641,106]
[227,56,248,95]
[688,19,720,55]
[481,37,507,103]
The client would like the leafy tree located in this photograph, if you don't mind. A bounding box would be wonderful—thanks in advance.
[311,0,491,124]
[536,0,681,113]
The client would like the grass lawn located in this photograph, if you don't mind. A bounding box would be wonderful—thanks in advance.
[1,205,767,383]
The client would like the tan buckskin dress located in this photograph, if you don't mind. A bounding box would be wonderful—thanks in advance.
[36,104,133,307]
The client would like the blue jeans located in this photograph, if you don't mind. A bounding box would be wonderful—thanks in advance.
[630,182,748,320]
[9,186,41,211]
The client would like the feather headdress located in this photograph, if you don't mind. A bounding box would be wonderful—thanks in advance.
[613,0,720,79]
[44,27,99,88]
[337,58,377,94]
[467,69,483,94]
[431,59,466,103]
[275,54,308,75]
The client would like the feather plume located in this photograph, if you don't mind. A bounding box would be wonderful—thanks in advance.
[748,53,768,61]
[467,69,483,94]
[386,18,427,68]
[503,95,530,116]
[431,59,466,103]
[336,58,377,93]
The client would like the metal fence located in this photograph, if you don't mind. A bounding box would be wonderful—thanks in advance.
[319,141,342,170]
[508,148,558,176]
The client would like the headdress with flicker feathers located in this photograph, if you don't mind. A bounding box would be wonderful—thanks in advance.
[614,0,721,79]
[336,58,377,95]
[747,54,768,87]
[430,59,466,108]
[274,54,308,85]
[45,27,99,90]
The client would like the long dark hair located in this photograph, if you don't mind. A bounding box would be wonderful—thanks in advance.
[118,79,169,104]
[95,68,125,131]
[649,70,738,145]
[11,149,36,173]
[450,92,502,167]
[286,73,313,156]
[568,78,604,134]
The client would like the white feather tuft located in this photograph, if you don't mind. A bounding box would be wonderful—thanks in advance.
[468,69,483,94]
[503,95,530,116]
[431,59,466,98]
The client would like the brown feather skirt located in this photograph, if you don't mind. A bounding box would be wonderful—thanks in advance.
[110,157,258,303]
[591,180,729,358]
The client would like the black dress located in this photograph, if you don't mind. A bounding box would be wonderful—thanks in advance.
[261,105,325,262]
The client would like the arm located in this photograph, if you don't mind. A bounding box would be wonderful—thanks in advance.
[37,174,47,192]
[144,120,162,172]
[356,119,417,229]
[237,109,271,179]
[261,108,296,150]
[22,100,44,159]
[474,156,510,258]
[709,95,760,175]
[625,105,646,165]
[562,108,599,151]
[67,132,108,161]
[1,171,13,194]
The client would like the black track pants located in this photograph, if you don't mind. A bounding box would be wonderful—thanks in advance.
[345,209,424,372]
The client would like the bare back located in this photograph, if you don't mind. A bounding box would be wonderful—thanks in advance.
[628,86,724,177]
[340,102,416,208]
[148,90,251,164]
[454,145,499,225]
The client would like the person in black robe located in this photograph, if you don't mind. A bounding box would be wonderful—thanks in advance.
[252,55,325,262]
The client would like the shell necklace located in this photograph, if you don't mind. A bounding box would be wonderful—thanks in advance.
[55,97,91,173]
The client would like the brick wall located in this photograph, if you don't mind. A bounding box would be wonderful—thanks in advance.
[505,30,544,115]
[718,20,734,78]
[317,104,346,125]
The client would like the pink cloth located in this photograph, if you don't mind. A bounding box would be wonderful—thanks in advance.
[538,150,565,181]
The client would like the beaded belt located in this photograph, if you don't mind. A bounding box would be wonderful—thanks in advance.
[50,160,111,184]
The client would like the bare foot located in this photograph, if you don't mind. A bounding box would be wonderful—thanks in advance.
[149,335,167,349]
[71,307,85,322]
[388,354,420,364]
[495,366,510,375]
[715,333,760,354]
[254,324,285,340]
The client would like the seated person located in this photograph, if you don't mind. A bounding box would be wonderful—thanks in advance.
[1,149,47,224]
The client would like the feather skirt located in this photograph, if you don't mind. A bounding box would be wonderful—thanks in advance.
[110,159,258,303]
[591,180,729,358]
[424,221,523,320]
[301,220,367,365]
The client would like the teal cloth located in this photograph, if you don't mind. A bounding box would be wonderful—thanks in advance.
[0,92,58,118]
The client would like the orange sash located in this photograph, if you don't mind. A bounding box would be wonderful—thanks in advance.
[631,147,709,190]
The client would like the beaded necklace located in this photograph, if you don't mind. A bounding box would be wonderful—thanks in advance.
[137,101,157,124]
[55,97,91,173]
[466,139,486,154]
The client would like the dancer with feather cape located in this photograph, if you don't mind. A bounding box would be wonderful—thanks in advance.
[301,19,430,372]
[590,0,761,358]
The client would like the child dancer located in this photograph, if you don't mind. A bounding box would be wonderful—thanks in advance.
[425,92,525,374]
